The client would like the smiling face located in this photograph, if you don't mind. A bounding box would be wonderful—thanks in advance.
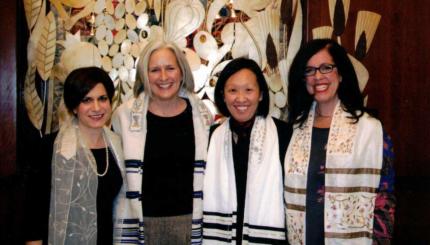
[305,48,341,109]
[147,47,183,102]
[74,83,112,133]
[223,68,262,123]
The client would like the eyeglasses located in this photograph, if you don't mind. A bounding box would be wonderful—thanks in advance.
[304,63,336,77]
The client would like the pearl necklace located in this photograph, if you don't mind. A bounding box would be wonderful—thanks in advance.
[77,125,110,177]
[93,132,109,177]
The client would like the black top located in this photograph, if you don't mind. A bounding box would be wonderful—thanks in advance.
[142,99,195,217]
[92,148,123,245]
[230,118,253,245]
[305,127,329,245]
[24,132,123,245]
[210,117,292,244]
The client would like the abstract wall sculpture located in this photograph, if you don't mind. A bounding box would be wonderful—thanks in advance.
[23,0,304,134]
[23,0,379,135]
[311,0,381,99]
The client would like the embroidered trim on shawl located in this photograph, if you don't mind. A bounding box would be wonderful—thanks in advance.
[284,102,383,245]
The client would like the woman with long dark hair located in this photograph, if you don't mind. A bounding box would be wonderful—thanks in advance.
[285,39,395,245]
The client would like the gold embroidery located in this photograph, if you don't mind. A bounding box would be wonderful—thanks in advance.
[325,193,375,232]
[284,186,306,194]
[325,231,373,239]
[325,186,378,193]
[326,168,381,175]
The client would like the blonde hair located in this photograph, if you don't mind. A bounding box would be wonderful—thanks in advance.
[134,39,195,97]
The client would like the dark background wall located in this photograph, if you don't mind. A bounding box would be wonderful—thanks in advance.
[1,0,429,244]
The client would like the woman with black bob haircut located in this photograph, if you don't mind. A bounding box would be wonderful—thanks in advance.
[284,39,395,245]
[203,57,291,244]
[214,57,270,118]
[63,66,115,113]
[25,66,129,245]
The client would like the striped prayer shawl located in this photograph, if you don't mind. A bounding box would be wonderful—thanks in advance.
[112,91,212,244]
[203,117,286,244]
[284,101,383,245]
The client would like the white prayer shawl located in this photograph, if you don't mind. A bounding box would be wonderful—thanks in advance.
[112,90,212,244]
[203,116,286,244]
[284,102,383,245]
[48,118,127,245]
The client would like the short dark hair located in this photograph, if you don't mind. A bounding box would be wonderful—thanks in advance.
[214,57,270,118]
[63,66,115,114]
[288,38,365,126]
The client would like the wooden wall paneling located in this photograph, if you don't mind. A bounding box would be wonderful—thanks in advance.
[306,0,430,243]
[0,0,17,177]
[0,1,26,245]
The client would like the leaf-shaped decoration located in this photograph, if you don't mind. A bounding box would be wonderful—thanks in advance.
[333,0,346,36]
[355,11,381,55]
[266,34,278,70]
[24,0,43,30]
[36,11,56,81]
[312,26,334,39]
[355,32,367,60]
[348,54,369,92]
[24,65,44,130]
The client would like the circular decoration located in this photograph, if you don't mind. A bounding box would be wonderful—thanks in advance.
[108,43,119,56]
[135,1,147,15]
[115,3,126,19]
[112,53,124,68]
[136,13,149,29]
[102,55,113,71]
[127,29,139,43]
[124,54,134,70]
[114,29,127,44]
[118,66,129,81]
[125,14,137,29]
[98,40,109,56]
[120,39,132,54]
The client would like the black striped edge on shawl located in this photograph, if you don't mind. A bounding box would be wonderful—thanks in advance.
[125,159,143,174]
[192,159,206,244]
[191,218,203,244]
[203,212,286,243]
[203,211,235,242]
[242,223,287,244]
[114,218,144,244]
